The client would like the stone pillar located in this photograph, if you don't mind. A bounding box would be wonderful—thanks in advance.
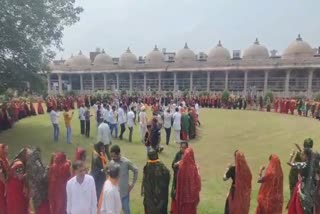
[307,69,314,98]
[91,74,95,92]
[243,71,248,94]
[158,72,161,92]
[174,72,177,91]
[116,73,119,91]
[68,75,72,91]
[80,74,83,93]
[285,70,291,97]
[143,72,147,95]
[207,71,210,92]
[47,74,51,94]
[58,74,62,95]
[190,72,193,91]
[225,71,229,90]
[103,73,107,91]
[264,70,269,93]
[129,73,133,95]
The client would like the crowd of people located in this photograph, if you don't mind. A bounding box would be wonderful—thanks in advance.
[1,93,320,213]
[0,140,203,214]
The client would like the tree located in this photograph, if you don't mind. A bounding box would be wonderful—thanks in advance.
[0,0,83,93]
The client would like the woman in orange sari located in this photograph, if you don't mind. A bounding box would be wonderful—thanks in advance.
[223,150,252,214]
[176,147,201,214]
[0,144,9,214]
[256,154,283,214]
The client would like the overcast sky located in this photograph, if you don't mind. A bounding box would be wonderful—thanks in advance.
[57,0,319,59]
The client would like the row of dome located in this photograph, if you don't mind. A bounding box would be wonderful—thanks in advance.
[64,35,315,67]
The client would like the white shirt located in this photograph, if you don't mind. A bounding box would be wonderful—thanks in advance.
[195,103,200,115]
[50,110,60,124]
[79,107,85,120]
[98,123,112,145]
[109,111,118,125]
[127,111,135,127]
[163,111,173,129]
[118,107,126,124]
[172,112,181,131]
[102,107,108,122]
[139,111,147,126]
[99,179,122,214]
[66,175,97,214]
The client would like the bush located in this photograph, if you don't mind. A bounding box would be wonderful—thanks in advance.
[221,90,230,104]
[314,93,320,101]
[264,90,274,103]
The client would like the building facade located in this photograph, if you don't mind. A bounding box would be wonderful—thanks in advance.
[49,35,320,98]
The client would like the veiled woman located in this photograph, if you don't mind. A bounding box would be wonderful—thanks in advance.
[142,150,170,214]
[48,152,71,214]
[0,144,9,214]
[223,150,252,214]
[91,142,108,199]
[288,148,317,214]
[256,154,283,214]
[176,147,201,214]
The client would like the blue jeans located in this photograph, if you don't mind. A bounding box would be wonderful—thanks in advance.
[53,123,60,142]
[121,194,131,214]
[110,123,118,138]
[66,127,72,144]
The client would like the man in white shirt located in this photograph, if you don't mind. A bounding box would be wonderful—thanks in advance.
[66,161,97,214]
[50,107,60,142]
[172,107,181,144]
[139,106,148,143]
[79,105,86,135]
[127,107,135,143]
[98,120,112,160]
[109,106,118,138]
[99,163,121,214]
[118,103,126,140]
[163,108,173,145]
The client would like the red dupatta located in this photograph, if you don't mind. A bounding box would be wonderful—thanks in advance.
[256,155,283,214]
[176,148,201,214]
[230,151,252,214]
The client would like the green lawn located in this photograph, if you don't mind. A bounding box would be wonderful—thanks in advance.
[1,108,320,214]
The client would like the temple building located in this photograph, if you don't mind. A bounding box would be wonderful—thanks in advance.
[49,35,320,98]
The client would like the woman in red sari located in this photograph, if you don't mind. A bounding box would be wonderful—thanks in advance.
[223,150,252,214]
[6,149,29,214]
[75,147,86,161]
[176,147,201,214]
[29,102,37,116]
[49,152,71,214]
[0,144,9,214]
[256,154,283,214]
[37,100,44,114]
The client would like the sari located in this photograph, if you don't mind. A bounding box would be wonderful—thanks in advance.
[256,155,283,214]
[0,145,9,214]
[48,152,71,214]
[226,151,252,214]
[6,160,29,214]
[37,101,44,114]
[180,113,190,141]
[142,152,170,214]
[176,148,201,214]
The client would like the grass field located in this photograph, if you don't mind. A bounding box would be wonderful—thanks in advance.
[1,108,320,214]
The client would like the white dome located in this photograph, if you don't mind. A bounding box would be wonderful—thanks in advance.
[69,51,91,67]
[64,55,74,66]
[146,45,164,65]
[175,43,196,62]
[119,47,137,66]
[93,49,113,66]
[282,35,314,59]
[207,41,231,62]
[243,38,269,60]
